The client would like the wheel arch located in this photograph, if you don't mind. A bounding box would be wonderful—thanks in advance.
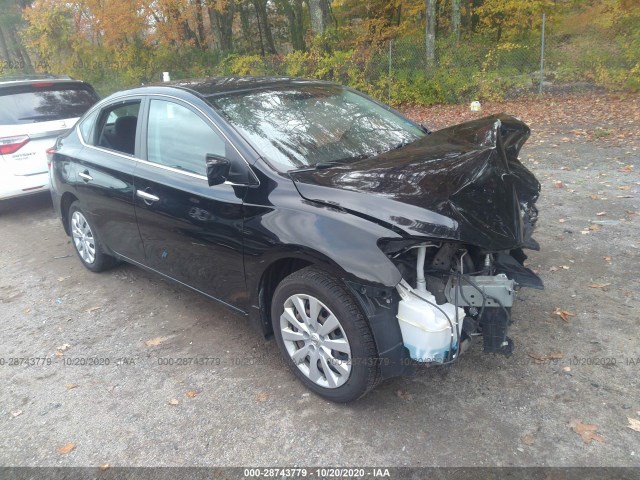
[60,192,79,236]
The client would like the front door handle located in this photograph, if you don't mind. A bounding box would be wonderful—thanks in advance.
[136,189,160,203]
[78,171,93,182]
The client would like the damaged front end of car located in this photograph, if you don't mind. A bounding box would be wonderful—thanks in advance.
[380,239,542,363]
[290,114,543,369]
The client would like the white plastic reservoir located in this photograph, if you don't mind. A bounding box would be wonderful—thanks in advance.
[397,284,465,363]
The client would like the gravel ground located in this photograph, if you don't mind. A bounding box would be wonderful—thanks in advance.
[0,103,638,467]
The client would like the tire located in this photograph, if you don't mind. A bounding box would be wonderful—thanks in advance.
[271,266,380,402]
[68,201,117,272]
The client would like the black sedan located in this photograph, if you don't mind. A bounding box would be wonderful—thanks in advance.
[49,77,543,402]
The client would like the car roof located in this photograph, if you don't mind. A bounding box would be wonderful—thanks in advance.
[118,76,337,99]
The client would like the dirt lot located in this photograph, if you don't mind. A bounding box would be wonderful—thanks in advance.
[0,94,638,468]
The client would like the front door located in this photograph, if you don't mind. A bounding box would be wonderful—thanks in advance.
[133,98,247,309]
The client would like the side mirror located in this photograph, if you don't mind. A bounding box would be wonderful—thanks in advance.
[206,154,230,186]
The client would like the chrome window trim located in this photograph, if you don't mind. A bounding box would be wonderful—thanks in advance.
[75,92,258,186]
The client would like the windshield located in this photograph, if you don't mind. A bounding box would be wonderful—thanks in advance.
[0,83,98,125]
[208,84,425,171]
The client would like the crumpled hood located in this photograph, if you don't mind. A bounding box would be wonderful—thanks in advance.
[289,114,540,251]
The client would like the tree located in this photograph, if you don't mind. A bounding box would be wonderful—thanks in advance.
[452,0,460,42]
[425,0,435,65]
[308,0,331,35]
[0,0,32,71]
[253,0,276,54]
[209,0,235,53]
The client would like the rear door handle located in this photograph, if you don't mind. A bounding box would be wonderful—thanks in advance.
[78,171,93,182]
[136,190,160,203]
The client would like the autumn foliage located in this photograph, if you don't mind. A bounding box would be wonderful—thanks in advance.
[0,0,638,104]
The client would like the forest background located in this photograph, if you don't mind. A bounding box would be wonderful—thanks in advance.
[0,0,638,105]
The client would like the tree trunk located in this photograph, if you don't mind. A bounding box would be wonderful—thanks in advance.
[425,0,436,66]
[0,25,12,65]
[452,0,460,43]
[276,0,305,51]
[253,0,276,54]
[308,0,331,35]
[209,1,235,53]
[193,0,207,50]
[6,25,26,69]
[238,1,255,52]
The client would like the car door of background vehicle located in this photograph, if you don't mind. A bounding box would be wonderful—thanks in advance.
[133,97,247,310]
[73,98,145,262]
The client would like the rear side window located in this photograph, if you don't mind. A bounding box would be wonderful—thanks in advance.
[0,83,99,125]
[93,101,141,156]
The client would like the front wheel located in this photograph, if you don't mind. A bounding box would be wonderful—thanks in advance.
[68,201,117,272]
[271,267,380,402]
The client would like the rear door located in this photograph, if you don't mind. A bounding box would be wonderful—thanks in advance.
[0,81,98,178]
[133,97,247,308]
[69,98,145,262]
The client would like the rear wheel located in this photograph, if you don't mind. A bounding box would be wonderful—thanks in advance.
[271,267,379,402]
[68,201,117,272]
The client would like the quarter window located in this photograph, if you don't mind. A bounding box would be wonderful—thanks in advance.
[146,99,226,177]
[78,109,98,143]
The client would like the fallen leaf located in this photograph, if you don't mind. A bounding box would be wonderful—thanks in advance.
[558,218,566,223]
[589,224,601,231]
[561,265,570,270]
[395,389,413,400]
[11,410,22,417]
[549,266,558,272]
[627,418,640,433]
[186,390,198,398]
[553,180,565,188]
[144,336,169,347]
[86,306,101,313]
[619,165,634,173]
[57,343,71,352]
[619,185,631,191]
[563,366,571,372]
[167,399,179,406]
[520,434,535,446]
[553,308,575,322]
[528,352,564,363]
[99,464,110,471]
[255,392,269,402]
[66,384,78,390]
[569,420,605,444]
[547,352,564,359]
[589,283,611,289]
[590,194,601,200]
[54,351,64,357]
[602,256,612,262]
[57,442,76,455]
[596,211,607,216]
[23,307,31,314]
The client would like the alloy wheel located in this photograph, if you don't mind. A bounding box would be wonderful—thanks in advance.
[71,211,96,264]
[280,294,352,388]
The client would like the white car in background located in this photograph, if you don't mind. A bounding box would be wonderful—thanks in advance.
[0,75,99,200]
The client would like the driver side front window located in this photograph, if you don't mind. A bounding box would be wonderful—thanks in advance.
[146,99,226,177]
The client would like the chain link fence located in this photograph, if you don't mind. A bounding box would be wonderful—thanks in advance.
[342,13,621,106]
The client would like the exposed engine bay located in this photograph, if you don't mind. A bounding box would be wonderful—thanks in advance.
[389,241,543,363]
